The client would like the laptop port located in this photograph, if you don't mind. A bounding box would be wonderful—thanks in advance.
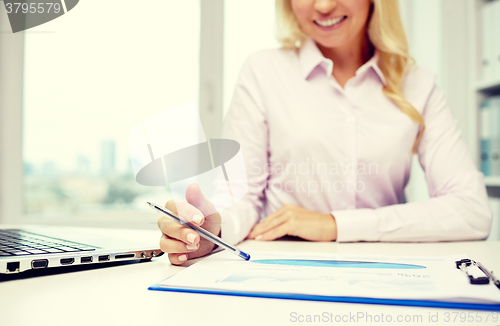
[115,253,135,259]
[98,255,110,262]
[31,259,48,269]
[81,256,92,263]
[60,258,74,265]
[6,262,20,273]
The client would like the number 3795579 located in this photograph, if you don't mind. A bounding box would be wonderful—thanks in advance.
[5,2,61,14]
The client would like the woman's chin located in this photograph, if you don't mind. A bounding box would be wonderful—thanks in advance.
[312,37,349,51]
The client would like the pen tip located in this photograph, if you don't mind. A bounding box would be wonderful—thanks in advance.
[239,252,251,261]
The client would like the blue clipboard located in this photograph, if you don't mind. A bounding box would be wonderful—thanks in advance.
[148,283,500,312]
[149,256,500,311]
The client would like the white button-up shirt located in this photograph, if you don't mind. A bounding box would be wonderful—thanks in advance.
[219,38,491,244]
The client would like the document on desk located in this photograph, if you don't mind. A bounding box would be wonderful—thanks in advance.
[149,251,500,310]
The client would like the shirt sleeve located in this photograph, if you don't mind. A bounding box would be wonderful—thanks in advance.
[333,79,492,242]
[218,56,269,245]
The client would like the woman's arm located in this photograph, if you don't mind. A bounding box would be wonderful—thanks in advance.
[333,76,492,242]
[218,55,270,245]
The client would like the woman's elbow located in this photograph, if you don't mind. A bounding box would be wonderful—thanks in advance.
[466,199,493,240]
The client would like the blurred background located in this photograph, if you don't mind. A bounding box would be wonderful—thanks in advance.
[0,0,499,239]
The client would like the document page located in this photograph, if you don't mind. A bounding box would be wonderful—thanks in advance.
[153,251,500,304]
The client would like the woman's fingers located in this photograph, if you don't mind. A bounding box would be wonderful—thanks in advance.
[158,216,200,245]
[159,234,200,253]
[166,199,204,226]
[255,223,289,241]
[248,210,288,239]
[168,253,190,265]
[185,183,218,218]
[159,190,222,265]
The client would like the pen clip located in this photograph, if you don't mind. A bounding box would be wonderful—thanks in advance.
[455,259,490,285]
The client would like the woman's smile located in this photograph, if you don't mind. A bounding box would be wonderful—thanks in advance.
[313,15,347,30]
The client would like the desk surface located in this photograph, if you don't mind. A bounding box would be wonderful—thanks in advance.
[1,227,499,326]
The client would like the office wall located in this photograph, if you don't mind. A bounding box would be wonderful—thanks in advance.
[400,0,500,240]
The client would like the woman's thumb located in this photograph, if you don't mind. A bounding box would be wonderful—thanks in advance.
[185,183,217,217]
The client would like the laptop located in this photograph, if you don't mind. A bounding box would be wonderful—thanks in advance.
[0,226,163,274]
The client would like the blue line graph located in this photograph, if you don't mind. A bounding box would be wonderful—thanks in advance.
[251,259,426,269]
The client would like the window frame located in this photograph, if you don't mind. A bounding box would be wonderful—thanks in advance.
[0,8,24,225]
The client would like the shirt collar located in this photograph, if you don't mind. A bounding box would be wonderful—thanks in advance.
[298,37,386,86]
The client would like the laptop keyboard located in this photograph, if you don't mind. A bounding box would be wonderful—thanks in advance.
[0,229,98,256]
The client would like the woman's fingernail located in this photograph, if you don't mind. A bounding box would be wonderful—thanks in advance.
[186,233,196,244]
[178,254,187,262]
[255,235,263,240]
[193,214,203,224]
[186,244,197,250]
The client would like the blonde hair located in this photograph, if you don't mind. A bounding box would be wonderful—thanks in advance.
[276,0,424,153]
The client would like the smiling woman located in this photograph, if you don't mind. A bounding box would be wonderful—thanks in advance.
[157,0,491,266]
[286,0,371,46]
[277,0,425,153]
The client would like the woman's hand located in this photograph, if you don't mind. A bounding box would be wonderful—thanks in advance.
[157,183,221,265]
[247,204,337,242]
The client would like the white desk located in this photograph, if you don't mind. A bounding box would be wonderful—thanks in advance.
[1,227,499,326]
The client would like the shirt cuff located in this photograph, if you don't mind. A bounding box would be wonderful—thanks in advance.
[332,208,380,242]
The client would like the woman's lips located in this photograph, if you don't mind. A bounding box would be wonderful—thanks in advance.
[313,16,347,30]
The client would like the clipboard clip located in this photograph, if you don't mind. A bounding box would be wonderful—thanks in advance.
[456,258,500,288]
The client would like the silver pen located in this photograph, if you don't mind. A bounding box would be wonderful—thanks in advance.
[147,202,250,261]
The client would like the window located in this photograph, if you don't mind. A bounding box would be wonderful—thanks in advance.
[22,0,200,220]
